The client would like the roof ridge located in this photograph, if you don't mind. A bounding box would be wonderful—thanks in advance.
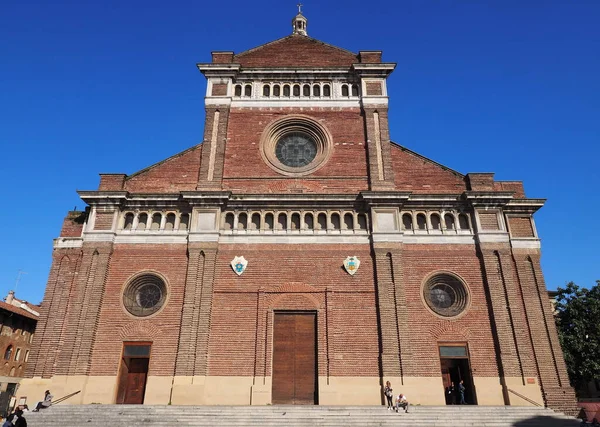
[234,34,356,59]
[390,141,465,178]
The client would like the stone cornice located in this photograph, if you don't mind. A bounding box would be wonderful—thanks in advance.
[504,198,546,214]
[196,63,241,78]
[352,63,397,77]
[463,191,514,207]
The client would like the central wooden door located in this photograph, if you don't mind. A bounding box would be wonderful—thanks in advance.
[272,312,317,404]
[116,343,151,404]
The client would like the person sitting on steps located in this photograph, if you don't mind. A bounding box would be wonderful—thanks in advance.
[32,390,52,412]
[395,393,409,413]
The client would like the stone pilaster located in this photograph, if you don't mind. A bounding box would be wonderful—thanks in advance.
[197,107,231,190]
[363,108,395,191]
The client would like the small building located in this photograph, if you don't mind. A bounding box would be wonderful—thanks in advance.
[0,291,38,415]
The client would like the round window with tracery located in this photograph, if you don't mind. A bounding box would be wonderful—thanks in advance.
[260,115,332,176]
[123,273,167,317]
[423,273,469,317]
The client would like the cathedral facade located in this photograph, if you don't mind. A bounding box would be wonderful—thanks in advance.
[21,12,576,412]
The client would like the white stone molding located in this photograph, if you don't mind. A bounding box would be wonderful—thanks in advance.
[53,238,83,249]
[510,238,541,250]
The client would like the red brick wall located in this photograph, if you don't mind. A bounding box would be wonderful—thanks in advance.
[94,211,114,230]
[235,35,357,68]
[98,174,126,191]
[212,84,228,96]
[89,244,188,376]
[208,244,379,377]
[223,108,369,193]
[398,244,499,377]
[124,146,202,193]
[391,145,467,194]
[366,82,382,96]
[60,211,86,237]
[479,212,500,230]
[508,217,535,237]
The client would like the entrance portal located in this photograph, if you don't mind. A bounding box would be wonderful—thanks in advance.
[272,312,317,404]
[439,345,476,405]
[116,342,151,404]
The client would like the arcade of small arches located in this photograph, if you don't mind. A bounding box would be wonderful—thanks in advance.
[120,211,190,232]
[401,211,473,233]
[233,82,360,98]
[221,210,369,233]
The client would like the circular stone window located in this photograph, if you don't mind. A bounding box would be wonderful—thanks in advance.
[260,115,332,176]
[423,273,469,318]
[123,273,167,317]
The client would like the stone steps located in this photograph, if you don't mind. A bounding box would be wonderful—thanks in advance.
[21,405,580,427]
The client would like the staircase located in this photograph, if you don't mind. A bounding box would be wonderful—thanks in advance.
[23,405,579,427]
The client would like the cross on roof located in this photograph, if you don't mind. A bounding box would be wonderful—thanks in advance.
[297,2,303,14]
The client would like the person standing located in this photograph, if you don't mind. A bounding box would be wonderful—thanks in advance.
[448,382,456,404]
[384,381,394,410]
[458,380,466,405]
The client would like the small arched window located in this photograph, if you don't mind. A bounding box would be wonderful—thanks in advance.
[351,84,359,96]
[25,350,30,362]
[151,213,161,230]
[459,214,470,230]
[402,213,413,230]
[303,85,310,96]
[234,85,242,96]
[357,214,368,230]
[137,213,148,231]
[238,212,247,230]
[444,214,455,230]
[123,213,134,230]
[291,213,301,230]
[331,213,341,230]
[343,213,354,230]
[417,214,427,230]
[223,213,234,230]
[283,85,291,97]
[244,85,252,97]
[9,367,15,377]
[14,348,21,362]
[277,213,287,230]
[293,85,300,96]
[313,85,320,97]
[341,85,349,97]
[264,213,274,231]
[263,85,270,97]
[430,214,441,230]
[323,84,331,97]
[165,213,176,231]
[273,85,280,96]
[179,213,190,231]
[4,345,12,361]
[250,213,261,230]
[304,213,314,230]
[317,213,327,230]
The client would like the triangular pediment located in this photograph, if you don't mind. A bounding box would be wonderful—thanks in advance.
[234,34,357,68]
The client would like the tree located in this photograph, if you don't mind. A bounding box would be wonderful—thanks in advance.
[554,281,600,395]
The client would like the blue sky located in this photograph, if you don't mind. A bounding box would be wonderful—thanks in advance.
[0,0,598,304]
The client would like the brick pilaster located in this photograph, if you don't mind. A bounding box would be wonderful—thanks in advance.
[28,249,82,378]
[68,243,112,375]
[513,250,577,413]
[175,244,218,376]
[373,246,410,379]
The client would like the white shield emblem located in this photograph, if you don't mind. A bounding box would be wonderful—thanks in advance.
[343,256,360,276]
[231,256,248,276]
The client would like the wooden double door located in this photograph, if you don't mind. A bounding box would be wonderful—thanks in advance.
[272,312,318,405]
